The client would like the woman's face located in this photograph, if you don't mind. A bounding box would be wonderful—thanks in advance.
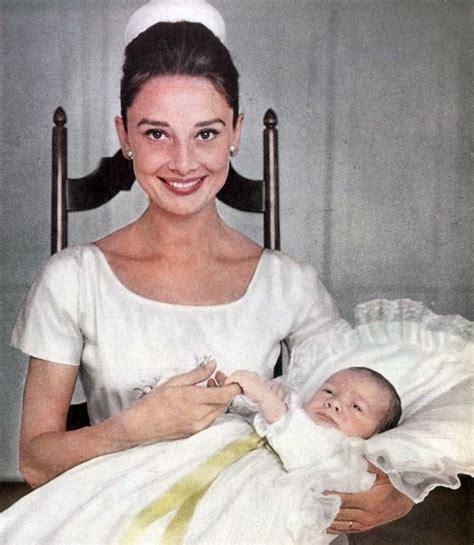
[116,75,243,218]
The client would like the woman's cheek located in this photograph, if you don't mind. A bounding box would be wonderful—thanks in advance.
[203,148,231,172]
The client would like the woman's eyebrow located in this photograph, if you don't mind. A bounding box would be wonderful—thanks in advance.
[137,118,169,127]
[136,118,226,128]
[195,118,226,127]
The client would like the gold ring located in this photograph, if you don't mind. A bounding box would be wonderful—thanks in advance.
[349,520,353,530]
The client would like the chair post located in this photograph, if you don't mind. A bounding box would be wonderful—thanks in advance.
[263,109,280,250]
[51,107,68,255]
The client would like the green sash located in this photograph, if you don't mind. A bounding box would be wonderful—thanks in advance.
[119,432,266,545]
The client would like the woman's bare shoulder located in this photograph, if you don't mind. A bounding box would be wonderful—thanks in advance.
[220,226,262,260]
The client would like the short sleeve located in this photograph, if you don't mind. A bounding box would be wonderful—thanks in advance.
[284,261,343,354]
[282,260,352,381]
[273,257,351,382]
[10,249,84,366]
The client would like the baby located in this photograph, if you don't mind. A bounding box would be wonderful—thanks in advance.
[2,366,403,545]
[121,366,402,545]
[225,366,401,436]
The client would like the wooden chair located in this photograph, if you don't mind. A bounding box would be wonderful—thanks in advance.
[51,106,281,429]
[51,107,280,254]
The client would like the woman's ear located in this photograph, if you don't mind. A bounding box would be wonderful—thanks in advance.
[232,113,244,151]
[115,116,131,159]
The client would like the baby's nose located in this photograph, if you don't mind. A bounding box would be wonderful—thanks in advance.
[325,399,341,412]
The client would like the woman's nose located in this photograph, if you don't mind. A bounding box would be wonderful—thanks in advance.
[168,141,198,175]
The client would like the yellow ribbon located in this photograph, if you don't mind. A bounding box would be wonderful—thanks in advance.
[119,432,266,545]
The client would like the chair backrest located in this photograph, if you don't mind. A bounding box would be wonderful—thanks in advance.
[50,107,281,429]
[51,107,280,254]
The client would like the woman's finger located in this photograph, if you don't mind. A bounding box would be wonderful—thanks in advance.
[331,507,364,523]
[327,517,362,534]
[324,490,369,510]
[165,361,217,386]
[325,494,365,532]
[214,370,227,386]
[325,483,414,532]
[198,382,242,404]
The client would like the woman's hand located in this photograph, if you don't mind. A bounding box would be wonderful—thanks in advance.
[326,463,414,534]
[121,361,242,444]
[19,359,241,488]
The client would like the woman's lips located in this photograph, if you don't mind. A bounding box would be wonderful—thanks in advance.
[160,176,205,196]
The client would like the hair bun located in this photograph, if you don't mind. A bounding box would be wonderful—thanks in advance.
[125,0,226,45]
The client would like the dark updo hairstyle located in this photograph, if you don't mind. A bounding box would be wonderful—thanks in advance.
[120,21,240,129]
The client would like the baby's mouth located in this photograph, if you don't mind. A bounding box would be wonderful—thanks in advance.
[314,412,338,428]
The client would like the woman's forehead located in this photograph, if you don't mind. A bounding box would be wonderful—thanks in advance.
[128,75,233,119]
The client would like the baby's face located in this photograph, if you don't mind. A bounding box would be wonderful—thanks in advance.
[303,369,390,439]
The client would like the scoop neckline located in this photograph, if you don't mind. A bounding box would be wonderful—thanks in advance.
[86,243,269,310]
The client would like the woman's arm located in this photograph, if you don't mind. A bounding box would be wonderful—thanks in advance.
[20,358,240,488]
[325,464,414,534]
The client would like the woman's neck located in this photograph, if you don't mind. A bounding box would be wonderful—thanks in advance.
[135,203,229,257]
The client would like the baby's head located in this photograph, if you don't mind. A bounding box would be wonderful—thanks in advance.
[303,367,401,439]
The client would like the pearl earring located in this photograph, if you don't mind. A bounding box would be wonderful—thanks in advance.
[229,144,238,157]
[126,149,134,160]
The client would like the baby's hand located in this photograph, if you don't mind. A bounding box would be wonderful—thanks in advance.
[226,370,288,424]
[224,370,268,403]
[268,380,290,401]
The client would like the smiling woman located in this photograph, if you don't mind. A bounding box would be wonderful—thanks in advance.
[114,75,242,219]
[95,22,252,307]
[4,2,418,544]
[8,7,342,488]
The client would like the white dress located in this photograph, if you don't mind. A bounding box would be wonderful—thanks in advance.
[0,404,373,545]
[10,244,341,423]
[3,244,345,544]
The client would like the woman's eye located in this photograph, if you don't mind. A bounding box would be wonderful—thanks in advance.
[197,129,218,141]
[145,129,166,140]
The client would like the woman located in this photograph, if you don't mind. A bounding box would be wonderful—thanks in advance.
[9,0,412,539]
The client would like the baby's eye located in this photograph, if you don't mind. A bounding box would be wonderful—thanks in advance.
[145,129,166,140]
[197,129,218,141]
[323,388,333,395]
[352,404,362,412]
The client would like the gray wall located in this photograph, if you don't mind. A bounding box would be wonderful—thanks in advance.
[1,0,472,479]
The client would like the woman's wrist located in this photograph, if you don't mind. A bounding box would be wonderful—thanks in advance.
[94,409,141,450]
[101,400,165,449]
